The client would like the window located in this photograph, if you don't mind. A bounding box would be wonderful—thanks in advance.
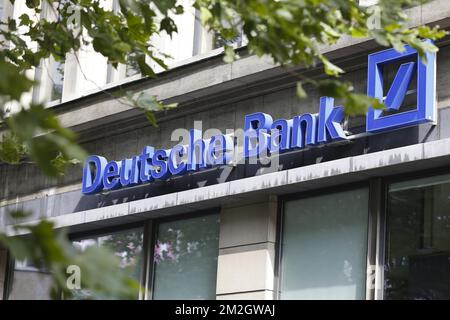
[72,227,144,299]
[4,211,220,300]
[105,0,141,83]
[152,213,220,300]
[385,174,450,299]
[7,259,53,300]
[105,52,141,84]
[32,1,67,104]
[192,9,214,56]
[48,57,64,102]
[280,188,369,300]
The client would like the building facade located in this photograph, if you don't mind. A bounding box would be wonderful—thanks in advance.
[1,0,450,300]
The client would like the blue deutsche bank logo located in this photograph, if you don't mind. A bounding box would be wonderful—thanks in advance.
[366,42,437,132]
[82,45,439,195]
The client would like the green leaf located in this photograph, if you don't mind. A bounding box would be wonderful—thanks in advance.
[0,60,34,100]
[25,0,40,9]
[135,54,156,78]
[418,25,447,40]
[0,133,26,164]
[6,105,87,177]
[320,22,341,40]
[18,13,33,27]
[322,58,344,77]
[145,110,158,127]
[318,80,352,99]
[350,27,368,38]
[345,93,385,116]
[385,23,402,33]
[296,81,307,99]
[200,7,213,24]
[223,45,237,63]
[51,153,82,176]
[128,92,178,127]
[0,215,142,299]
[160,17,178,36]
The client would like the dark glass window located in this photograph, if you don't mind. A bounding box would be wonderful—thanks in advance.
[385,175,450,299]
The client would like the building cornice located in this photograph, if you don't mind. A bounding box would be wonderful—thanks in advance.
[4,135,450,236]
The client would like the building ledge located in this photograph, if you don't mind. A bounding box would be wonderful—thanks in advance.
[4,136,450,236]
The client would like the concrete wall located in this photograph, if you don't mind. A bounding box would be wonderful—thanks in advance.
[216,197,278,299]
[0,0,450,300]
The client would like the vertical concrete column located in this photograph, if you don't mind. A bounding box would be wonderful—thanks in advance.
[0,247,7,299]
[216,196,278,300]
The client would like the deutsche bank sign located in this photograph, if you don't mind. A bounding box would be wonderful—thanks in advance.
[367,42,436,132]
[82,44,437,195]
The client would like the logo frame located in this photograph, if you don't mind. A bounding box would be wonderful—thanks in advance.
[366,42,437,133]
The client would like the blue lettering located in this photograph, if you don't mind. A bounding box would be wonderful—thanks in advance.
[151,149,171,180]
[244,112,273,157]
[82,155,107,195]
[103,161,121,190]
[206,134,233,165]
[169,144,187,175]
[269,119,292,153]
[317,96,346,143]
[291,114,316,149]
[139,146,154,183]
[119,156,140,187]
[187,129,209,171]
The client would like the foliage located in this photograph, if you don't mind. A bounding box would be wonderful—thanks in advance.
[128,91,178,127]
[6,104,87,176]
[0,212,141,299]
[195,0,445,114]
[0,0,446,169]
[0,0,447,299]
[0,0,185,171]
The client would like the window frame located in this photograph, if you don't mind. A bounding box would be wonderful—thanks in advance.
[147,209,221,300]
[6,165,450,300]
[69,221,148,299]
[276,181,373,300]
[380,166,450,300]
[275,165,450,301]
[31,0,67,106]
[67,209,221,300]
[2,250,13,300]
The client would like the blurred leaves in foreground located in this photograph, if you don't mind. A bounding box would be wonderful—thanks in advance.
[0,211,141,300]
[2,104,87,177]
[0,0,447,299]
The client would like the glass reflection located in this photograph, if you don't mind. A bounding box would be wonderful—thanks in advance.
[72,228,143,299]
[152,214,220,300]
[281,188,369,300]
[48,58,64,102]
[386,175,450,299]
